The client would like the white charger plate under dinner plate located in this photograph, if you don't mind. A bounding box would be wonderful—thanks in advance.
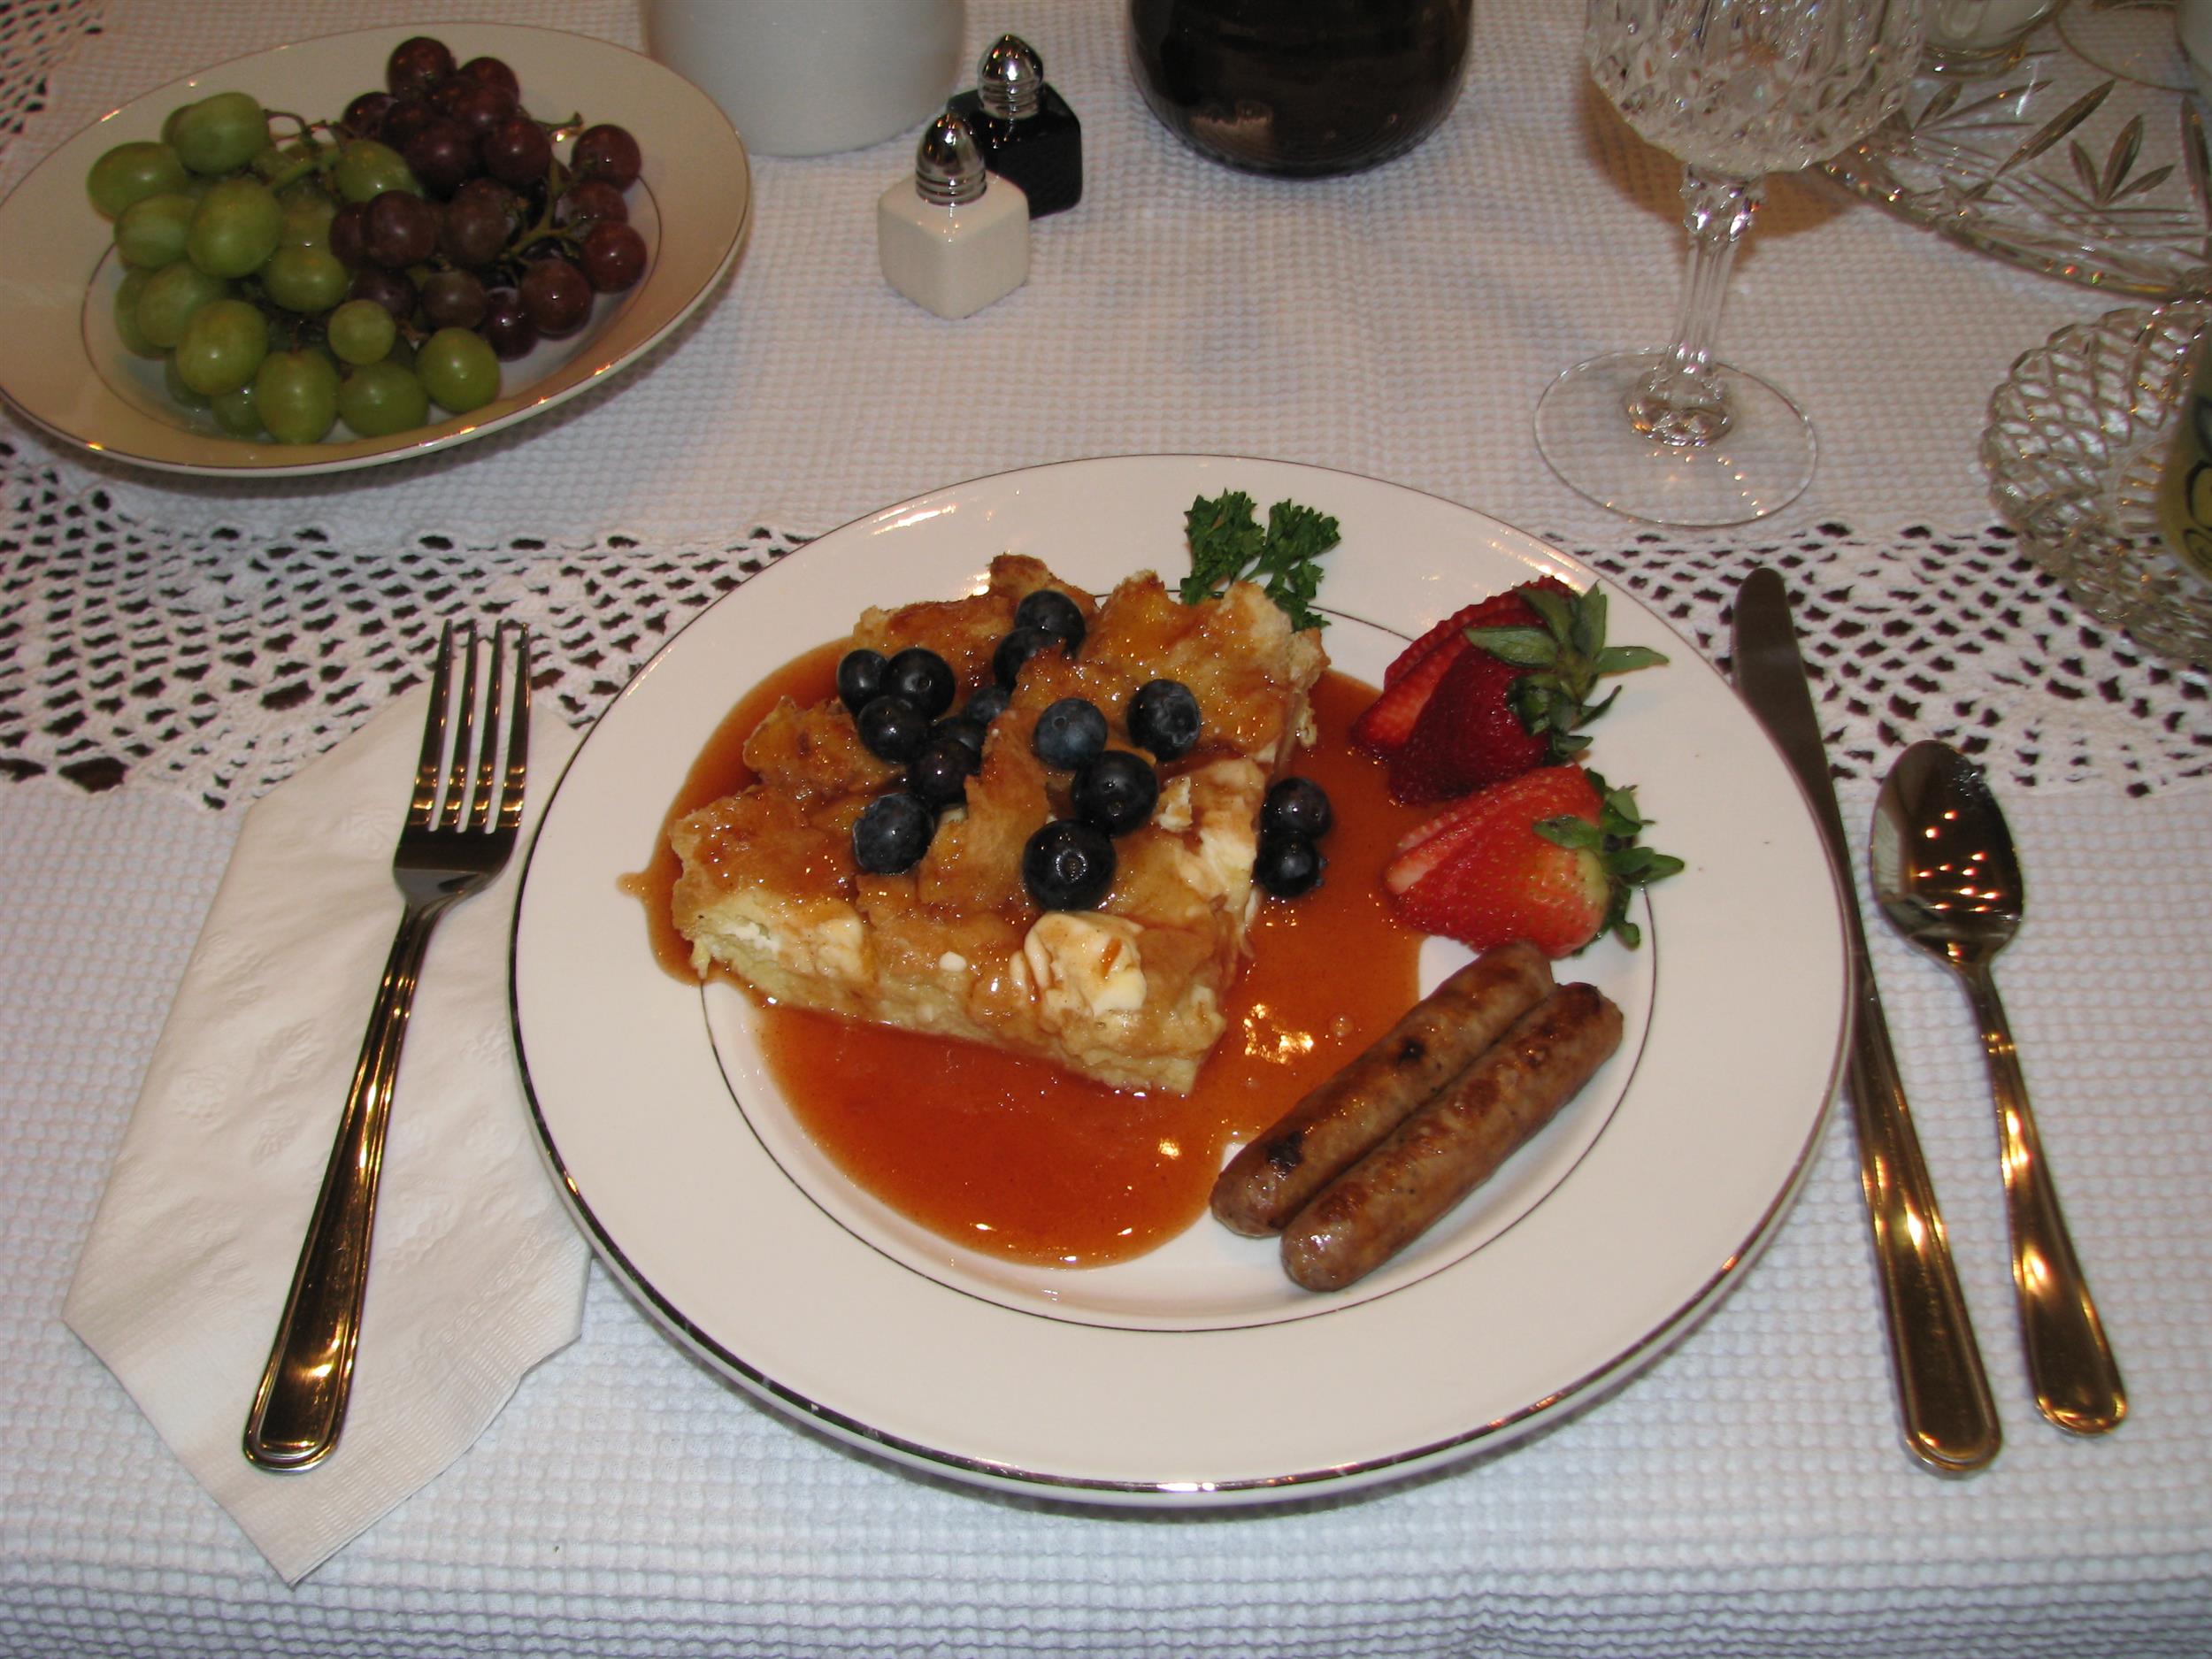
[0,24,749,477]
[511,456,1850,1503]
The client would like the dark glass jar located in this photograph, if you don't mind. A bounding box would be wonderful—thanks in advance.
[1127,0,1474,178]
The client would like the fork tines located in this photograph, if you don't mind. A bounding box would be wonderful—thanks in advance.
[411,621,531,836]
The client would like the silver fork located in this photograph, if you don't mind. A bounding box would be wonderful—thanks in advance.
[243,621,531,1472]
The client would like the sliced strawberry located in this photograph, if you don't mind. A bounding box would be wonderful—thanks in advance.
[1354,590,1540,757]
[1387,646,1552,803]
[1380,590,1543,688]
[1384,765,1684,958]
[1350,634,1468,757]
[1383,766,1606,956]
[1463,580,1667,759]
[1380,787,1507,892]
[1385,578,1666,804]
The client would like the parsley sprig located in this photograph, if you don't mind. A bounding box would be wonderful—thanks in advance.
[1178,490,1340,630]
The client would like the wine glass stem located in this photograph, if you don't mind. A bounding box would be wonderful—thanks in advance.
[1628,167,1764,448]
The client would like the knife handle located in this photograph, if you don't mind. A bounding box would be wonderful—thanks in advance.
[1845,987,2003,1473]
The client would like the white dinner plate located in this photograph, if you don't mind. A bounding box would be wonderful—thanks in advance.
[0,24,749,476]
[511,456,1850,1503]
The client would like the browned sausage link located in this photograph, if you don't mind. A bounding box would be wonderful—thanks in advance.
[1280,983,1624,1292]
[1208,940,1555,1238]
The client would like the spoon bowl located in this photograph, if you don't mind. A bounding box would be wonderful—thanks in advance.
[1870,749,2024,969]
[1871,741,2125,1436]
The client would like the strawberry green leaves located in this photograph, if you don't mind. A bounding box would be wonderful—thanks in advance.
[1464,582,1668,763]
[1532,771,1686,951]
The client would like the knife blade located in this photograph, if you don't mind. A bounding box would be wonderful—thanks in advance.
[1732,565,2001,1475]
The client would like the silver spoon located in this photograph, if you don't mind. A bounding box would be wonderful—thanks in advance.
[1870,741,2125,1436]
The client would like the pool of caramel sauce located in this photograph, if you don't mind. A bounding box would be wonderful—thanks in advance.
[626,649,1430,1269]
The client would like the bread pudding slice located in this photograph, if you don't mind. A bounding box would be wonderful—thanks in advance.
[669,555,1326,1093]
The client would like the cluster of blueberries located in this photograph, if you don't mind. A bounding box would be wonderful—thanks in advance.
[1251,774,1333,899]
[841,587,1331,912]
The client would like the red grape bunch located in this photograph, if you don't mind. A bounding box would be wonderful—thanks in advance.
[85,34,649,446]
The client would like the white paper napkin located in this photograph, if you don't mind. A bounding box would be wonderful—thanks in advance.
[63,688,588,1584]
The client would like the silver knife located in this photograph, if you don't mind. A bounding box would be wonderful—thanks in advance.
[1732,566,2001,1475]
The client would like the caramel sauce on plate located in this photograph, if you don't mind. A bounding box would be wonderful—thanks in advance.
[622,639,849,978]
[627,654,1431,1269]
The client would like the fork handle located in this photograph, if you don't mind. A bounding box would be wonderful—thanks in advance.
[1963,966,2127,1437]
[243,896,449,1471]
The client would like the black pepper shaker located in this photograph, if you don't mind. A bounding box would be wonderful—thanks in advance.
[947,34,1082,218]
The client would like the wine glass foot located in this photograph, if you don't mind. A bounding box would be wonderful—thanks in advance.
[1533,349,1816,529]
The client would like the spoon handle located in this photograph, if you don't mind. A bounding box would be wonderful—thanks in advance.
[1964,966,2126,1435]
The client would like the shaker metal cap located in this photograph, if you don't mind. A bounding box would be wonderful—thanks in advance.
[915,111,987,207]
[976,34,1044,121]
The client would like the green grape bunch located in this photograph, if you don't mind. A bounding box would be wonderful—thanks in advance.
[86,35,649,447]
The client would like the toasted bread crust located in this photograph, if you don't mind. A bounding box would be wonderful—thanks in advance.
[671,556,1326,1093]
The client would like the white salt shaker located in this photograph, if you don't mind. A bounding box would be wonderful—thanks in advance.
[878,112,1029,319]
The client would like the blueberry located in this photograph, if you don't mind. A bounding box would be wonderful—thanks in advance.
[1072,750,1159,837]
[885,646,956,718]
[1032,697,1108,771]
[853,791,933,874]
[907,733,976,810]
[1022,818,1116,910]
[933,714,989,764]
[1254,831,1325,898]
[964,683,1010,726]
[1261,776,1333,842]
[856,694,929,764]
[1015,588,1086,653]
[836,648,887,714]
[993,625,1065,688]
[1128,679,1201,761]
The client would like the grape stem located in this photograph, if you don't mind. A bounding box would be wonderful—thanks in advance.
[253,115,333,196]
[502,157,580,264]
[261,153,326,195]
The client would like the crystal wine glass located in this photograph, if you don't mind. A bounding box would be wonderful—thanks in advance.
[1534,0,1927,527]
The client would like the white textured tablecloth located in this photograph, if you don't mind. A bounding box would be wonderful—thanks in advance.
[4,0,2212,1654]
[6,768,2208,1655]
